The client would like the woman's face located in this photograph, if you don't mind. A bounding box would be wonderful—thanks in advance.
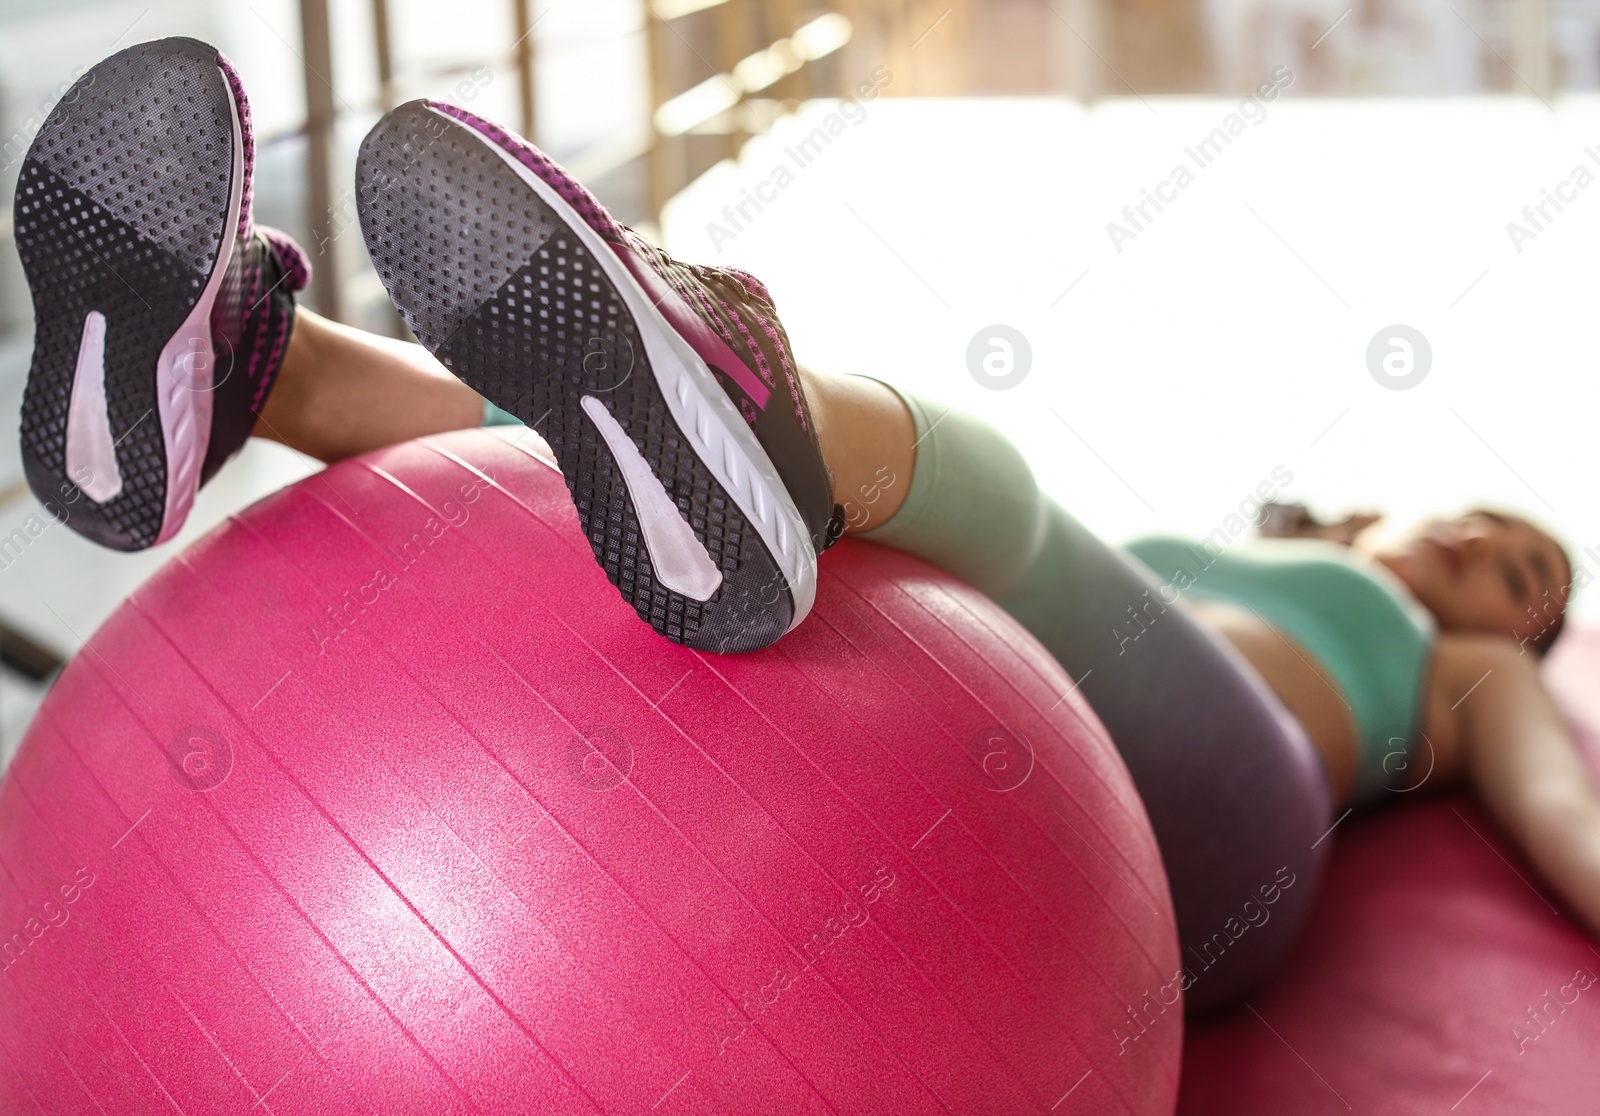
[1372,510,1571,645]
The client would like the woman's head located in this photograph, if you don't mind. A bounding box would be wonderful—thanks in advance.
[1370,509,1574,654]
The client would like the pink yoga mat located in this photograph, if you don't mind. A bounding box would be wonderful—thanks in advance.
[1179,630,1600,1114]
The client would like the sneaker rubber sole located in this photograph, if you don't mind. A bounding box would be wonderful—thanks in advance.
[357,101,816,653]
[16,37,242,550]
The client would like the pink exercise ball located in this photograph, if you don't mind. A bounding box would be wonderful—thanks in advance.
[0,429,1179,1114]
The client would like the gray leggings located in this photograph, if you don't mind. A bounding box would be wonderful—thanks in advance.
[861,392,1334,1014]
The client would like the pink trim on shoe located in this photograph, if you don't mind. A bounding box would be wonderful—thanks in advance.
[721,266,774,307]
[610,245,772,409]
[250,312,291,414]
[748,305,807,430]
[426,101,626,241]
[688,261,806,431]
[216,52,255,241]
[261,226,311,292]
[247,228,309,414]
[710,292,776,389]
[428,101,776,411]
[659,261,773,392]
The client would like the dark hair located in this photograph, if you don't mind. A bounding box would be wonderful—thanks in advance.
[1530,598,1568,658]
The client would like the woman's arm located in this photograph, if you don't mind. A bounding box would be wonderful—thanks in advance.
[1432,635,1600,933]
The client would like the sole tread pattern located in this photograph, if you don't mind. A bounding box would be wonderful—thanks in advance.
[16,38,235,550]
[358,104,788,651]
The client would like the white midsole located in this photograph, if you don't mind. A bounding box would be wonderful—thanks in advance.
[581,393,724,600]
[433,105,817,630]
[150,67,244,544]
[64,310,121,502]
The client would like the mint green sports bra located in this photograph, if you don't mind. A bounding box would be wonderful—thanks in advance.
[1125,535,1437,805]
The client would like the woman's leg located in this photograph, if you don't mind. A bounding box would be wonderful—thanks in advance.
[809,374,1333,1014]
[247,320,1336,1009]
[250,309,486,463]
[806,370,917,533]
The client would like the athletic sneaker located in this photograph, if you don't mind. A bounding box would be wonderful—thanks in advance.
[15,37,309,551]
[357,100,844,653]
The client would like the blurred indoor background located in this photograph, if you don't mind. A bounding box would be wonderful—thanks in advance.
[1,0,1596,761]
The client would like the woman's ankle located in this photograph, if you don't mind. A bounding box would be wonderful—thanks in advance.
[253,310,484,462]
[805,370,916,535]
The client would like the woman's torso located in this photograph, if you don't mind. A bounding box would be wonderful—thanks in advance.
[1125,535,1438,806]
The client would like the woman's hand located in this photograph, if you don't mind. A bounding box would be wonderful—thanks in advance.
[1259,501,1382,546]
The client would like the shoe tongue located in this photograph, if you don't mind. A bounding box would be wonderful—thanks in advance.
[257,226,311,293]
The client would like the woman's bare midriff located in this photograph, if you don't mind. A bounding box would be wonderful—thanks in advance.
[1187,600,1361,805]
